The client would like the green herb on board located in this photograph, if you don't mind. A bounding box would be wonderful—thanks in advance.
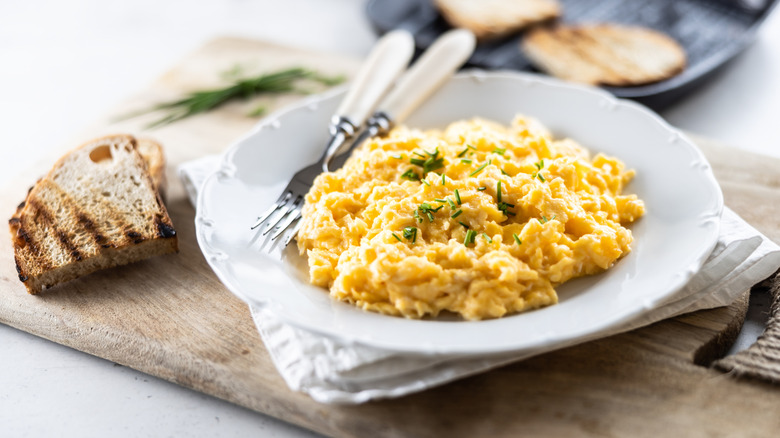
[119,67,344,128]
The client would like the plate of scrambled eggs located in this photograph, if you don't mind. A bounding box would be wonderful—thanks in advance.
[195,70,722,355]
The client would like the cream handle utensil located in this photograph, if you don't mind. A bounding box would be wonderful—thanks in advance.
[334,29,415,129]
[323,29,476,171]
[324,30,414,146]
[379,28,476,124]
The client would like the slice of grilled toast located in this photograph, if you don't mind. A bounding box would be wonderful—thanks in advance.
[9,134,178,294]
[521,24,687,86]
[434,0,561,41]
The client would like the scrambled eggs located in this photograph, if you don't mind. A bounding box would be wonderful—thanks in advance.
[296,116,644,320]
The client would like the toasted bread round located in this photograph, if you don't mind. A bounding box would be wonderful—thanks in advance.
[434,0,561,41]
[521,24,687,86]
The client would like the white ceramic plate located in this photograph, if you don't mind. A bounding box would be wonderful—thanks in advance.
[195,71,723,356]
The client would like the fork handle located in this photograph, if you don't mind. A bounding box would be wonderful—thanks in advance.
[376,29,476,125]
[332,29,415,131]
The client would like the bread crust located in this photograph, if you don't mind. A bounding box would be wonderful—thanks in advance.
[136,138,168,200]
[9,134,178,294]
[521,24,687,86]
[434,0,561,40]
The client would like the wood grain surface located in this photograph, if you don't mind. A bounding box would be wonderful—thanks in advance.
[1,37,779,437]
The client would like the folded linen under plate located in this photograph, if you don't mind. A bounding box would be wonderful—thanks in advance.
[180,155,780,404]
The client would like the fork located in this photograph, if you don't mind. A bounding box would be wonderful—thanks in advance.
[253,29,477,246]
[250,30,414,241]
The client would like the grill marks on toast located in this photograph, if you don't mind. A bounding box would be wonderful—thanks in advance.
[522,24,687,86]
[16,182,110,273]
[9,134,178,293]
[75,212,111,249]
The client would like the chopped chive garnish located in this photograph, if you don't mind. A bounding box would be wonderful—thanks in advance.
[441,173,447,185]
[391,154,402,159]
[411,147,444,175]
[498,202,515,216]
[451,209,463,218]
[417,202,442,223]
[402,226,417,244]
[540,214,557,224]
[482,233,493,243]
[513,233,522,245]
[422,179,430,186]
[497,181,515,216]
[434,198,447,203]
[493,147,506,155]
[532,159,546,182]
[454,189,462,205]
[446,197,457,209]
[501,169,510,176]
[459,221,469,229]
[461,158,472,164]
[413,151,426,158]
[463,229,477,246]
[401,168,420,181]
[457,144,477,158]
[477,186,487,191]
[470,162,488,176]
[414,209,422,223]
[496,181,515,216]
[392,232,402,242]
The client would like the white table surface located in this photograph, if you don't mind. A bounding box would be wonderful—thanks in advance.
[1,1,779,436]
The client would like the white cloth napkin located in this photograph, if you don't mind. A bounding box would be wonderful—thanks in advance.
[180,155,780,404]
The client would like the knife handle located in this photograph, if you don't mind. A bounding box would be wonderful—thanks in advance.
[377,29,476,125]
[332,29,415,134]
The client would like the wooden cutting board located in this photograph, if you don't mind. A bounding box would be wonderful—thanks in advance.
[2,37,780,437]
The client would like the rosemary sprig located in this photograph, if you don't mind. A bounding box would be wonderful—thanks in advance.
[120,67,344,128]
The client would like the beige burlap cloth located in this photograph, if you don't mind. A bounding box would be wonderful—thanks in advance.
[715,273,780,383]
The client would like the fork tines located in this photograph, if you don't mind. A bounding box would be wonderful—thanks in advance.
[251,190,304,243]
